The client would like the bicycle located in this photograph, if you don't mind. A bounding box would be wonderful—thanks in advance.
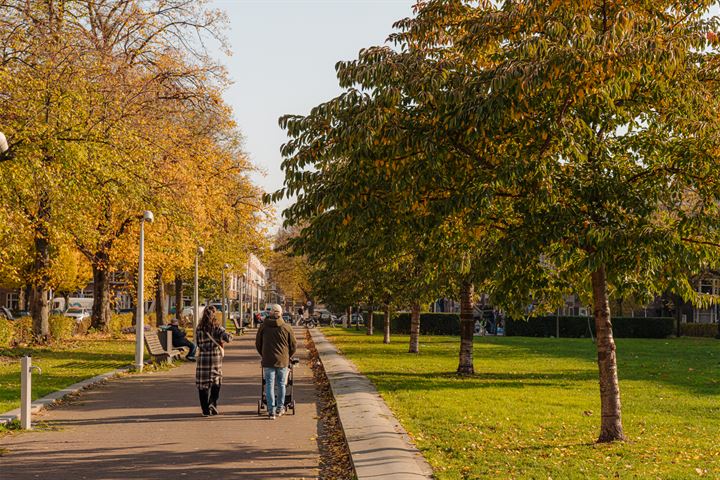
[299,317,317,328]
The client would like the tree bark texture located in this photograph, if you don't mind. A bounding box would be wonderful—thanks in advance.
[591,266,626,443]
[155,269,166,326]
[91,253,112,331]
[457,281,475,375]
[367,307,374,335]
[30,203,51,340]
[409,302,421,353]
[383,306,391,344]
[175,275,183,321]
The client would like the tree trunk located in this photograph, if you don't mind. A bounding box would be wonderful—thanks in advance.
[90,255,112,331]
[367,306,374,335]
[155,269,166,326]
[383,306,391,344]
[457,281,475,375]
[61,291,70,312]
[591,266,626,443]
[175,275,183,321]
[674,294,682,338]
[30,286,49,341]
[18,287,26,311]
[30,220,51,341]
[409,302,420,353]
[355,305,360,330]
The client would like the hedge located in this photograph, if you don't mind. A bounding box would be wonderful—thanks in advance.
[370,312,461,336]
[681,323,719,338]
[505,316,675,339]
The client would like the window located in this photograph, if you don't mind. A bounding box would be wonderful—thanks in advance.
[6,292,19,310]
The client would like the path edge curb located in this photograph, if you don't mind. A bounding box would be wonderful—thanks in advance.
[0,365,132,426]
[308,327,434,479]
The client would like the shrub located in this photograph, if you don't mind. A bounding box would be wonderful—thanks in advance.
[0,317,13,347]
[505,316,674,339]
[108,312,134,336]
[371,312,461,336]
[49,314,75,340]
[13,316,33,344]
[681,323,719,338]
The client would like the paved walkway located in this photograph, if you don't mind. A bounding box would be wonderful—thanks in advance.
[0,327,320,480]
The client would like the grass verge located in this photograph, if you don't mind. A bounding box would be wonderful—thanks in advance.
[0,335,135,414]
[322,329,720,479]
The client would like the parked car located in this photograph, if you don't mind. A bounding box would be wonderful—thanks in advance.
[181,306,205,322]
[318,311,336,325]
[64,307,92,323]
[338,313,364,325]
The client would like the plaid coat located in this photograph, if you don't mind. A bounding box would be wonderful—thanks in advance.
[195,326,232,389]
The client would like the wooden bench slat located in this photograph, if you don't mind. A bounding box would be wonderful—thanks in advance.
[144,330,183,363]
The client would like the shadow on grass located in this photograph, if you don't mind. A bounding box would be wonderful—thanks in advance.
[361,370,597,392]
[331,330,720,396]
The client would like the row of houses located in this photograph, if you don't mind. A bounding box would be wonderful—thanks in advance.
[430,276,720,325]
[0,254,282,316]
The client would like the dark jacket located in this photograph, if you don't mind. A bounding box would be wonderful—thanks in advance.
[168,324,188,346]
[255,316,297,368]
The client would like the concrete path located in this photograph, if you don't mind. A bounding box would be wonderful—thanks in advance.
[309,328,433,479]
[0,327,320,480]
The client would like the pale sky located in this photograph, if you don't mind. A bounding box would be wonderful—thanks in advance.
[210,0,417,229]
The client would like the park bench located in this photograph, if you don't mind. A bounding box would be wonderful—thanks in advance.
[230,317,245,335]
[144,330,183,364]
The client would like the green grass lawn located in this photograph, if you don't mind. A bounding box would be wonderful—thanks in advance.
[0,336,135,414]
[322,329,720,479]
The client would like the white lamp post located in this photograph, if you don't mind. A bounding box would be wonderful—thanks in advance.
[222,263,231,326]
[194,246,204,329]
[135,210,154,372]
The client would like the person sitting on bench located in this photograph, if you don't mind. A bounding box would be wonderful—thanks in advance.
[169,318,197,361]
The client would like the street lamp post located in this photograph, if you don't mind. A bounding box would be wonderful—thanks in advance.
[135,210,154,372]
[222,263,231,326]
[240,273,246,328]
[194,246,204,329]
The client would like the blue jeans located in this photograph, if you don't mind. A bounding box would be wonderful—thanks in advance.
[264,367,288,414]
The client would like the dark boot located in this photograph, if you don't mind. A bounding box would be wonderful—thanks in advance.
[198,388,210,416]
[209,384,221,415]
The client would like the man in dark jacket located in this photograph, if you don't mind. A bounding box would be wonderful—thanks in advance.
[169,318,197,361]
[255,304,297,419]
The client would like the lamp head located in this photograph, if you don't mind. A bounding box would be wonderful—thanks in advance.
[197,246,205,256]
[143,211,154,223]
[224,263,231,270]
[0,132,8,153]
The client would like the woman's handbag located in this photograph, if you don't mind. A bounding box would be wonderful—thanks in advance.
[205,330,225,358]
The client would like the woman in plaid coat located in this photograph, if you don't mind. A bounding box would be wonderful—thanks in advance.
[195,306,232,416]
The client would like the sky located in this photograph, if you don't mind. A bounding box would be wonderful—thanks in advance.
[209,0,417,230]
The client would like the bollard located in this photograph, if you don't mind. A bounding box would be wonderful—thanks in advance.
[20,356,42,430]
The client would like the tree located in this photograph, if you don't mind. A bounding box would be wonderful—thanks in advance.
[274,0,720,445]
[394,0,720,442]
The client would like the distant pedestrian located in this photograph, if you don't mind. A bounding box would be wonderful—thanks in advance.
[169,318,196,361]
[195,306,232,417]
[255,304,297,419]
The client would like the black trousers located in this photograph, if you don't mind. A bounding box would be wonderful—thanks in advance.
[198,384,221,414]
